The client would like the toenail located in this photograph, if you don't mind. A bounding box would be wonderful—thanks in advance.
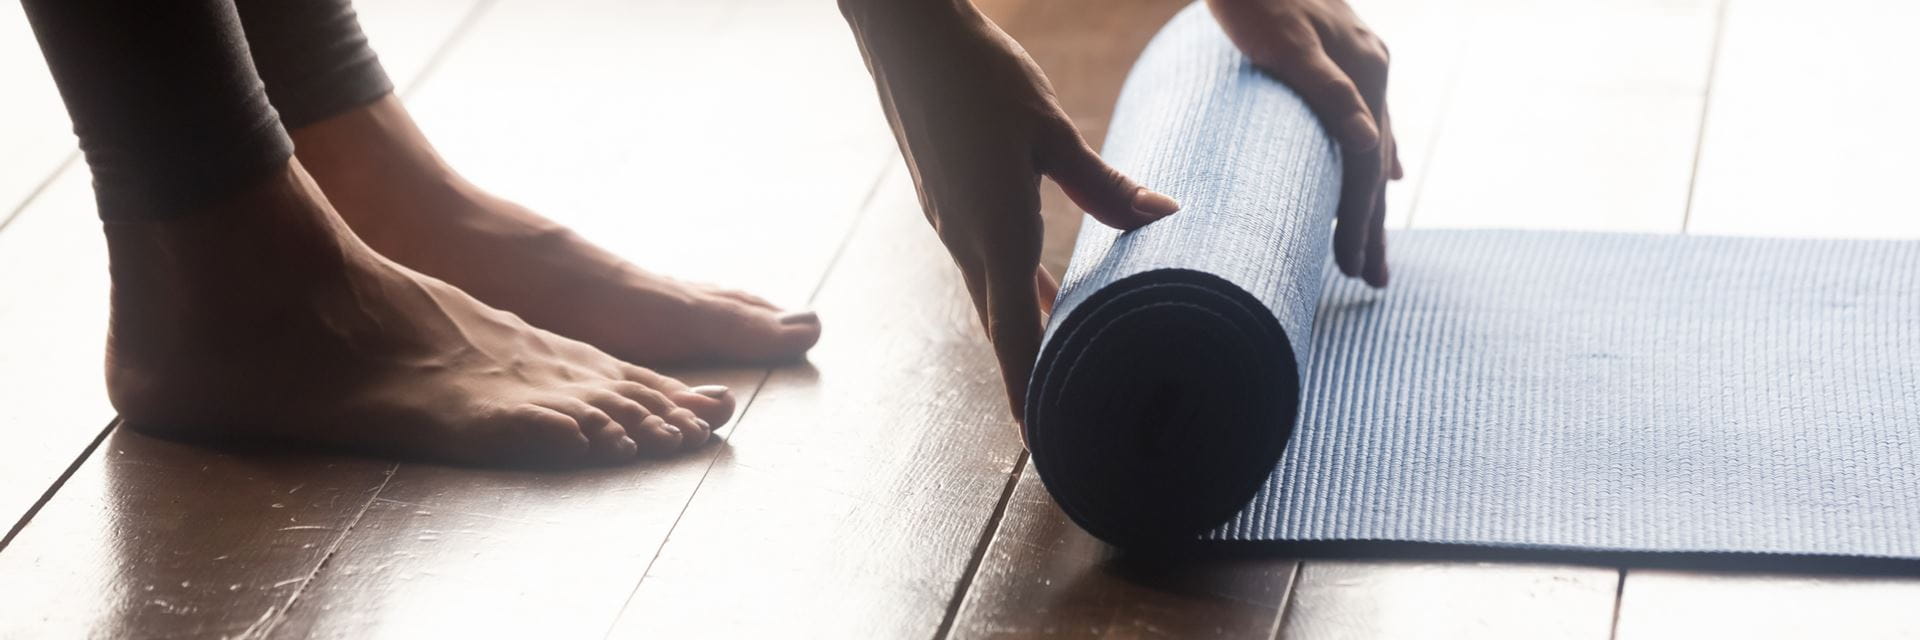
[778,310,819,325]
[695,418,712,431]
[690,385,729,399]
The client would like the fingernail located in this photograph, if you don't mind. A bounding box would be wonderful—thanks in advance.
[778,310,819,325]
[694,418,712,432]
[1131,188,1181,218]
[690,385,729,399]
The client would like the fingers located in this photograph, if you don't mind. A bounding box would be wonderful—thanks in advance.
[1274,45,1380,153]
[940,196,1048,422]
[1319,22,1393,288]
[1332,123,1386,284]
[983,258,1047,423]
[1363,183,1389,286]
[1038,124,1180,231]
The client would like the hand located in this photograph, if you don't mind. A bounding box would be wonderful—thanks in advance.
[841,0,1182,420]
[1207,0,1400,286]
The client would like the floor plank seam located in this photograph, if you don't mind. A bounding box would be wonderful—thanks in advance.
[0,416,115,553]
[250,463,398,639]
[933,451,1030,640]
[1393,12,1468,231]
[801,160,896,305]
[1266,561,1304,639]
[389,0,500,98]
[1678,0,1731,234]
[1606,567,1628,640]
[0,152,77,237]
[599,160,897,638]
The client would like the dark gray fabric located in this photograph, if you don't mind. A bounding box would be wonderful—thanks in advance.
[1030,3,1920,564]
[22,0,293,220]
[235,0,395,128]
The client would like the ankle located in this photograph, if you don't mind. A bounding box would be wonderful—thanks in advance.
[105,161,366,327]
[290,95,464,206]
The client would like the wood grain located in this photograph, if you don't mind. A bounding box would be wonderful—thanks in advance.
[948,465,1297,639]
[1684,0,1920,237]
[268,458,719,638]
[0,430,392,638]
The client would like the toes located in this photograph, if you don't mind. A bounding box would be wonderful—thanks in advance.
[609,380,714,446]
[629,415,684,456]
[579,386,691,455]
[536,398,637,464]
[483,404,591,466]
[620,366,736,427]
[712,288,781,312]
[678,385,736,428]
[698,299,822,363]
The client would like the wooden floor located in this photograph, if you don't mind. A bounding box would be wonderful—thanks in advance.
[2,0,1917,637]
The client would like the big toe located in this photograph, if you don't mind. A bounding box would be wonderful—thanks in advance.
[673,384,736,428]
[702,300,821,362]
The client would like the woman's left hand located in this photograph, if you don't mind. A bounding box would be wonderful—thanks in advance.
[1207,0,1400,286]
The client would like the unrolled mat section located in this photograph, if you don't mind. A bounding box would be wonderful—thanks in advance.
[1028,3,1920,566]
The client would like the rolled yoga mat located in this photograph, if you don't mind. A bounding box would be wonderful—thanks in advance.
[1027,3,1920,565]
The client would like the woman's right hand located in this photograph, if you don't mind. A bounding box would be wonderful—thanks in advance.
[840,0,1182,421]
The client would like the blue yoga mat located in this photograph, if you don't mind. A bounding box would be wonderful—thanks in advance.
[1025,4,1920,566]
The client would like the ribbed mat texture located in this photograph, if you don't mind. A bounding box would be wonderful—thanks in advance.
[1028,3,1920,563]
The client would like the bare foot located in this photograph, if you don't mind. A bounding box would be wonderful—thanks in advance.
[104,161,735,467]
[288,95,822,365]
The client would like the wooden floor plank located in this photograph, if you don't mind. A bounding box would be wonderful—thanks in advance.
[602,171,1025,637]
[1615,0,1920,628]
[0,2,77,225]
[0,168,117,541]
[0,431,393,638]
[1411,0,1720,231]
[1279,563,1619,640]
[0,0,98,539]
[1350,0,1473,229]
[269,0,900,636]
[1614,571,1920,640]
[0,4,487,638]
[1684,0,1920,237]
[948,465,1297,639]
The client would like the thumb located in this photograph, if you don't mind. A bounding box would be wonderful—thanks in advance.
[1039,125,1180,230]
